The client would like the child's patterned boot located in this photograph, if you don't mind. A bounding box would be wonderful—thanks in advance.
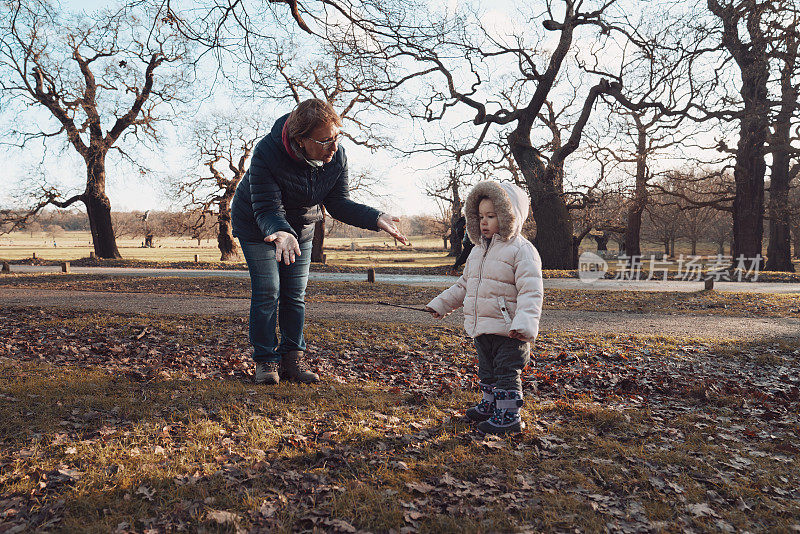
[466,382,495,422]
[477,389,524,435]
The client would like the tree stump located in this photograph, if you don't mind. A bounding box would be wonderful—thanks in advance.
[61,261,70,273]
[1,262,10,274]
[367,267,375,283]
[194,254,200,263]
[704,277,714,290]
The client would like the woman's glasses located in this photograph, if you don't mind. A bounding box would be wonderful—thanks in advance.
[306,132,343,149]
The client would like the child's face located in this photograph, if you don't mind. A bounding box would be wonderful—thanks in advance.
[478,198,499,239]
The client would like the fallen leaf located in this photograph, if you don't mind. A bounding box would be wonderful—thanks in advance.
[405,481,435,494]
[687,503,719,518]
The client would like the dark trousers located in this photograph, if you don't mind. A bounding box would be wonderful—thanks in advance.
[240,239,313,363]
[453,241,475,270]
[474,334,530,392]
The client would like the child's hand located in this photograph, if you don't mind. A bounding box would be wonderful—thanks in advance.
[425,306,442,319]
[508,329,529,341]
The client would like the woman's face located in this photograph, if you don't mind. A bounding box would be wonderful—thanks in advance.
[299,122,340,163]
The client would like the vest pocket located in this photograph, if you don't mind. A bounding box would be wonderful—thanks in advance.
[498,296,512,324]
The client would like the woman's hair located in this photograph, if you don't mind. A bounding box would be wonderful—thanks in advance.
[284,99,343,140]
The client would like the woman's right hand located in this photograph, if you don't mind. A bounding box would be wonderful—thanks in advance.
[264,231,301,265]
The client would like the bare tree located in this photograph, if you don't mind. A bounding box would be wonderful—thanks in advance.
[0,1,193,258]
[423,163,481,256]
[588,100,705,259]
[110,211,144,240]
[340,1,680,267]
[703,0,784,268]
[176,113,262,261]
[706,208,734,255]
[644,190,683,258]
[163,3,418,262]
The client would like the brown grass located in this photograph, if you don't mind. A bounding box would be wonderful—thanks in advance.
[1,307,799,532]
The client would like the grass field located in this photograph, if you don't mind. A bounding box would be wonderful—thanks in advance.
[1,231,798,274]
[0,231,450,265]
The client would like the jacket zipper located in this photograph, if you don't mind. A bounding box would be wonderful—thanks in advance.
[474,236,493,325]
[308,168,317,198]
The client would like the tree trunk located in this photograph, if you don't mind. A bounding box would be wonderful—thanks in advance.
[571,235,581,264]
[717,238,725,255]
[691,239,697,256]
[765,38,797,272]
[670,237,675,258]
[217,196,239,261]
[448,182,462,257]
[623,116,649,258]
[513,144,573,269]
[531,189,574,268]
[449,230,462,257]
[766,180,795,271]
[84,154,121,259]
[792,222,800,259]
[595,233,610,251]
[731,60,769,268]
[311,215,325,263]
[624,198,646,259]
[624,205,645,259]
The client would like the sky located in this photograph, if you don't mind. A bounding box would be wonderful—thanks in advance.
[1,0,725,220]
[0,0,461,218]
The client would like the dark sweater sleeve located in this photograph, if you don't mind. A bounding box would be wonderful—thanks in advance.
[323,153,382,231]
[249,151,297,239]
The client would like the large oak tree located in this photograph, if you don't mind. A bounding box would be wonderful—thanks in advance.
[0,0,192,258]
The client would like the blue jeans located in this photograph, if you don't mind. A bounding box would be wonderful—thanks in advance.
[240,239,313,363]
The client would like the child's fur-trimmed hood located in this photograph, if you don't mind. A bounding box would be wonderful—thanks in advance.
[464,181,530,244]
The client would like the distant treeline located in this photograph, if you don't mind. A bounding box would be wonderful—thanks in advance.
[1,209,454,241]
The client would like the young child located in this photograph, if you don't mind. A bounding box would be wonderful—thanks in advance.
[426,181,543,434]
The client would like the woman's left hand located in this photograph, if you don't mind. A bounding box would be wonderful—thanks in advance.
[377,214,408,245]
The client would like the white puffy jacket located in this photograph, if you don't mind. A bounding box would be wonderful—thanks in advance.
[427,181,543,341]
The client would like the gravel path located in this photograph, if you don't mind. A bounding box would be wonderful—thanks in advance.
[2,287,798,341]
[8,265,800,293]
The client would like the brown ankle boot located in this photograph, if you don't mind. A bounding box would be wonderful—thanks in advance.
[254,360,280,385]
[280,351,320,383]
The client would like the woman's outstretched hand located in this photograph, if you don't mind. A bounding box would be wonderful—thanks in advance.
[377,214,408,245]
[264,231,301,265]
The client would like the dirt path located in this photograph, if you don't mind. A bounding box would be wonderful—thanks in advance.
[9,265,800,293]
[2,287,798,340]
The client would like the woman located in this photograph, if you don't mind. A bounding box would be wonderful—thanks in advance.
[231,99,407,385]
